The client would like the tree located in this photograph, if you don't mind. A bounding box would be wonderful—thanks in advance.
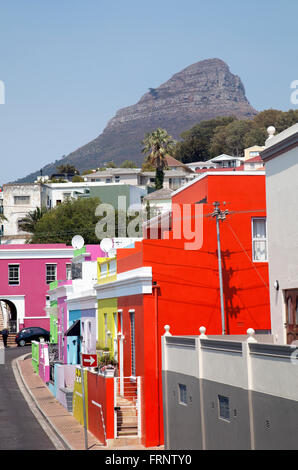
[19,206,48,234]
[29,198,102,244]
[210,120,254,157]
[142,128,175,190]
[106,161,116,168]
[28,197,142,244]
[72,175,84,182]
[120,160,137,168]
[174,116,236,163]
[56,164,79,175]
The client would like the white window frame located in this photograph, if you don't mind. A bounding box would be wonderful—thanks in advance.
[8,264,20,285]
[252,217,268,262]
[100,263,108,279]
[46,264,57,284]
[14,195,30,205]
[66,263,72,280]
[218,395,230,422]
[178,383,187,406]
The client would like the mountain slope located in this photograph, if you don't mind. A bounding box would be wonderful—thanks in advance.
[17,58,257,183]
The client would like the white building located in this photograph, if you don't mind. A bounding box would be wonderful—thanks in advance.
[186,154,244,172]
[84,166,196,191]
[1,183,43,244]
[83,168,141,185]
[142,188,173,217]
[261,124,298,344]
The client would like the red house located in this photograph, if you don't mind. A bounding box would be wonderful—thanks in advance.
[103,171,271,447]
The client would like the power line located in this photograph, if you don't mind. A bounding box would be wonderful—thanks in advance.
[226,221,269,290]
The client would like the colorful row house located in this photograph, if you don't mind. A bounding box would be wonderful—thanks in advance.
[32,171,272,448]
[0,244,73,333]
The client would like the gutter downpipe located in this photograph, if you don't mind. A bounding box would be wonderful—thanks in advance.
[153,282,161,447]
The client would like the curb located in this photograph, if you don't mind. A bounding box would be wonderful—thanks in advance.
[12,353,73,451]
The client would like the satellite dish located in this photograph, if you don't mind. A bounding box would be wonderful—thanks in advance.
[100,238,113,254]
[71,235,85,250]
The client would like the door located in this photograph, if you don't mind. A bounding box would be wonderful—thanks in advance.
[285,290,298,344]
[118,312,124,396]
[113,313,118,362]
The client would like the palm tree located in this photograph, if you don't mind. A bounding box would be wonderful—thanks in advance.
[142,128,175,190]
[18,206,48,234]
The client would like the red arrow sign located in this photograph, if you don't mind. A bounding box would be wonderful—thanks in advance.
[82,354,97,367]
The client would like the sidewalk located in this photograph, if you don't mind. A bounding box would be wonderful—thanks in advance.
[15,354,163,451]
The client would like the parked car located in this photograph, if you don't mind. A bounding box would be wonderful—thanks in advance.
[15,327,50,347]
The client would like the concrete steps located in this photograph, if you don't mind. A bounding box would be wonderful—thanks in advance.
[115,395,138,438]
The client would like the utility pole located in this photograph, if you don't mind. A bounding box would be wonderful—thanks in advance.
[80,352,89,450]
[211,202,229,335]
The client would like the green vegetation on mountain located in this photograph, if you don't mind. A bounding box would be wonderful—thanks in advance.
[173,109,298,163]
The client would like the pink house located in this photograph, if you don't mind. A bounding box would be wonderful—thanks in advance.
[0,244,73,332]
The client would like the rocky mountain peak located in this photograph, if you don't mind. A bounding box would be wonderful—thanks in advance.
[16,58,257,183]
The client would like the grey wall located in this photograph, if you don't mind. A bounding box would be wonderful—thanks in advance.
[162,335,298,450]
[162,371,202,450]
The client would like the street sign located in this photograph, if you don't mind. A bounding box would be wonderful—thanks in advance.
[82,354,97,368]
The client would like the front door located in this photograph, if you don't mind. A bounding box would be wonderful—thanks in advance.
[285,290,298,344]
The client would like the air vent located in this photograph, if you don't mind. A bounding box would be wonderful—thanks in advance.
[265,419,270,430]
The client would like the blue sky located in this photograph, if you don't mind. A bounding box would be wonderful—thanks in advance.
[0,0,297,184]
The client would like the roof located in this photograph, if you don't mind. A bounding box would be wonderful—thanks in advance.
[165,155,194,173]
[143,188,174,201]
[195,167,240,174]
[142,170,194,178]
[186,161,216,167]
[244,156,263,163]
[172,170,266,197]
[85,168,141,178]
[261,123,298,162]
[64,320,80,337]
[209,154,242,162]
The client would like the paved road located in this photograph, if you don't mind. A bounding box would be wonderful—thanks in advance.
[0,346,56,450]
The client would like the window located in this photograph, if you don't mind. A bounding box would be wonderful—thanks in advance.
[14,195,30,205]
[100,263,108,279]
[250,151,259,157]
[105,178,111,183]
[63,192,71,200]
[66,263,72,280]
[218,395,230,421]
[115,176,120,183]
[178,384,187,405]
[109,259,116,276]
[130,311,136,376]
[46,264,57,284]
[8,265,20,285]
[17,218,27,232]
[56,200,62,205]
[252,218,267,262]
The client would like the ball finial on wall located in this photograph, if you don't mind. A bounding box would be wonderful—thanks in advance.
[267,126,276,139]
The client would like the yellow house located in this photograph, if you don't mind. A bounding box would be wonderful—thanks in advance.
[96,257,118,359]
[244,145,265,161]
